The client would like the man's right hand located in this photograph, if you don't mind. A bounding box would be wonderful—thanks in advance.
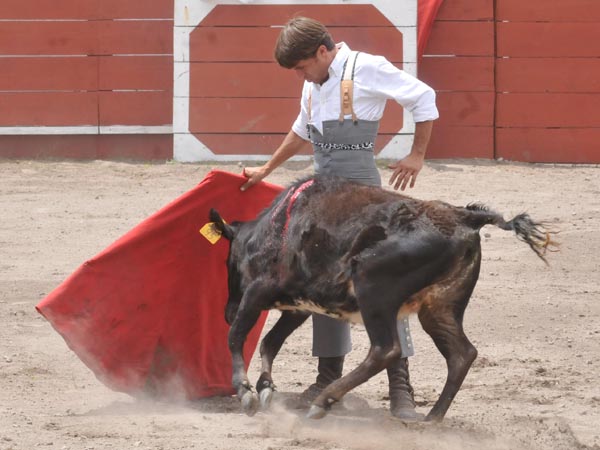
[240,165,269,191]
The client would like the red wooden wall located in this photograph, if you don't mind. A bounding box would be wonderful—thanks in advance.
[0,0,174,160]
[495,0,600,163]
[1,0,598,163]
[420,0,600,162]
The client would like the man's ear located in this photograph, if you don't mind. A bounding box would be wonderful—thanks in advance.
[209,208,236,241]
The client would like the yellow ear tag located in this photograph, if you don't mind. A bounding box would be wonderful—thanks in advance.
[199,222,223,244]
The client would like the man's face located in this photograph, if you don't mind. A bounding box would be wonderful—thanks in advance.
[291,45,330,84]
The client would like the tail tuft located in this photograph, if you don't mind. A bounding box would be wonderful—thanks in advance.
[506,214,559,263]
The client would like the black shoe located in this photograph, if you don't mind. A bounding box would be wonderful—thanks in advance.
[291,356,344,409]
[387,357,423,421]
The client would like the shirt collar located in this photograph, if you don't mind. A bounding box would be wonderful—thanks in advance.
[328,42,351,79]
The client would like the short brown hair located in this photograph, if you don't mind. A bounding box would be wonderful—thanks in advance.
[274,17,335,68]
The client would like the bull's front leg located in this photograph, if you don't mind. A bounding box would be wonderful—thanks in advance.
[228,282,277,416]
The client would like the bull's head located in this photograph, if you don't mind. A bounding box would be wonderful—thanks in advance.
[209,209,243,325]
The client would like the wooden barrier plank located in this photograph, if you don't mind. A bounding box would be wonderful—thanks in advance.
[0,92,97,126]
[497,23,600,57]
[497,128,600,163]
[188,98,405,134]
[0,135,172,160]
[100,56,172,91]
[0,0,173,19]
[427,126,494,159]
[189,63,301,98]
[199,4,393,26]
[0,21,97,56]
[435,92,494,127]
[424,21,494,56]
[419,57,494,91]
[96,134,172,159]
[98,20,173,55]
[0,57,98,91]
[99,91,172,126]
[189,98,301,133]
[497,58,600,93]
[191,133,301,156]
[435,0,493,21]
[497,93,600,127]
[497,0,600,22]
[0,21,172,56]
[97,0,174,20]
[190,27,403,62]
[0,0,96,19]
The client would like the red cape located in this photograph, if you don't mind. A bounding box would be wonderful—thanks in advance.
[36,171,283,399]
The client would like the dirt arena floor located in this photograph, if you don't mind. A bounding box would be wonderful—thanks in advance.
[1,158,599,450]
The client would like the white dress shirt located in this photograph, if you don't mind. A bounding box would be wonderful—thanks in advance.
[292,43,439,140]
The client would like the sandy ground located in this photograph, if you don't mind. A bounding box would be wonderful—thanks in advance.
[1,158,599,450]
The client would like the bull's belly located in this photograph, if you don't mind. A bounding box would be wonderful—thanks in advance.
[274,299,364,324]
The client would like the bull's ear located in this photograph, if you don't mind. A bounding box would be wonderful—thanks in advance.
[209,208,236,241]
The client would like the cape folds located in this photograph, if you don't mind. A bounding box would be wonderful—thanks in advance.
[37,171,283,399]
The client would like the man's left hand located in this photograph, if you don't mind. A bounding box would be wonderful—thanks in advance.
[388,152,424,191]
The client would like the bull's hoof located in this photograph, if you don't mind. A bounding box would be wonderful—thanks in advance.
[424,413,443,423]
[306,405,327,420]
[241,391,259,416]
[259,387,274,409]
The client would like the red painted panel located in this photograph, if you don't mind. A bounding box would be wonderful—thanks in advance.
[100,56,172,90]
[98,20,173,55]
[497,93,600,127]
[435,92,495,126]
[497,128,600,163]
[190,27,404,62]
[427,126,494,159]
[190,63,301,98]
[497,23,600,57]
[189,98,298,133]
[192,133,303,156]
[99,91,172,126]
[497,58,600,93]
[200,4,393,26]
[96,134,172,160]
[0,135,172,160]
[97,0,174,20]
[0,57,98,91]
[0,21,97,56]
[189,98,404,134]
[424,21,494,56]
[0,0,173,19]
[0,92,97,126]
[497,0,600,22]
[419,57,494,91]
[435,0,493,21]
[379,101,404,134]
[0,20,172,56]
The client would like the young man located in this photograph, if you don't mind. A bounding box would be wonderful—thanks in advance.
[241,17,439,420]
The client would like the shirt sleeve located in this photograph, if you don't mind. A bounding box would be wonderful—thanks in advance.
[368,56,439,123]
[291,82,311,141]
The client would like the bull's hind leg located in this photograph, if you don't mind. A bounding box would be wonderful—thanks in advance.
[418,251,481,421]
[256,310,310,408]
[307,306,402,419]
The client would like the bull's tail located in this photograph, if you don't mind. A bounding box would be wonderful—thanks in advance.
[462,203,559,263]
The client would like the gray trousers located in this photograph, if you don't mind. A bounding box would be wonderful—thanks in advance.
[312,313,415,358]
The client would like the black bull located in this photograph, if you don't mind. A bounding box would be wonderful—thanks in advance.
[210,176,557,421]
